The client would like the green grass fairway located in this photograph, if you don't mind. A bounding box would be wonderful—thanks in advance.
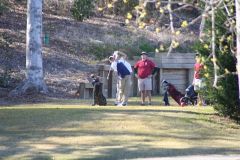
[0,97,239,159]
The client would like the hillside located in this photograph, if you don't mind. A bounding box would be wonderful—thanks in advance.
[0,0,199,100]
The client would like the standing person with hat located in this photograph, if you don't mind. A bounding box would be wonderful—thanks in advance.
[108,51,132,106]
[134,52,157,105]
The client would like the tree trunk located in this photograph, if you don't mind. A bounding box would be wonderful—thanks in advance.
[10,0,47,96]
[211,0,218,87]
[236,0,240,104]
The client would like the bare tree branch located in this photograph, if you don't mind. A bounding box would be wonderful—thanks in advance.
[199,3,209,40]
[217,72,238,79]
[167,0,174,55]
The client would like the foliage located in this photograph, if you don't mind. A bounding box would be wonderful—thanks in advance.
[0,33,13,88]
[0,0,7,15]
[139,42,155,53]
[193,6,240,120]
[113,0,138,16]
[95,0,138,16]
[44,0,73,16]
[71,0,94,21]
[0,71,11,88]
[86,36,157,60]
[0,33,13,70]
[88,43,116,60]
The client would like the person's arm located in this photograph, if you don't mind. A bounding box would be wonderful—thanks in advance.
[152,67,158,75]
[134,67,138,74]
[107,69,111,80]
[118,51,127,59]
[107,63,114,80]
[148,60,157,77]
[134,62,139,78]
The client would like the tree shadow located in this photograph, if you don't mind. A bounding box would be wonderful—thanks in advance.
[0,106,239,159]
[84,147,240,160]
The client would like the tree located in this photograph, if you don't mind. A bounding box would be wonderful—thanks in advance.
[10,0,47,96]
[236,0,240,103]
[193,0,239,118]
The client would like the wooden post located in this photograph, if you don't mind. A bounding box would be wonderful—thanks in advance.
[107,70,113,98]
[188,68,194,86]
[78,82,86,99]
[159,68,164,94]
[133,76,138,96]
[155,68,160,95]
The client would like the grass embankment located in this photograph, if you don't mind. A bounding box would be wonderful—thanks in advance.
[0,97,239,159]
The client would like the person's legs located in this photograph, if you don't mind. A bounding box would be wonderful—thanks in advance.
[114,78,120,105]
[122,75,131,105]
[144,77,152,105]
[138,78,145,105]
[141,90,146,105]
[163,91,170,105]
[194,79,206,106]
[117,78,125,105]
[146,90,152,105]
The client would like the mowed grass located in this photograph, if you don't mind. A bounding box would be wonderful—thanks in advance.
[0,97,240,160]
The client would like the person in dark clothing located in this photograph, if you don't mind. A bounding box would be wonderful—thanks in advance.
[163,91,170,106]
[162,80,170,106]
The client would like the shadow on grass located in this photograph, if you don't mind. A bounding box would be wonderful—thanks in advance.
[0,105,239,159]
[82,147,240,160]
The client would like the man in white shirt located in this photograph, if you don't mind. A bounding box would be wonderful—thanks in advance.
[108,51,132,106]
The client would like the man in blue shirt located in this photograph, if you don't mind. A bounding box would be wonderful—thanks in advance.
[109,51,132,106]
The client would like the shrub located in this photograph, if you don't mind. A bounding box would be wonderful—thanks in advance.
[44,0,73,16]
[0,1,7,15]
[88,43,116,60]
[0,33,13,88]
[139,42,155,53]
[113,0,138,16]
[71,0,94,21]
[193,7,240,120]
[0,71,11,88]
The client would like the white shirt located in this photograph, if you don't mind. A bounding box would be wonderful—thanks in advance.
[110,58,132,73]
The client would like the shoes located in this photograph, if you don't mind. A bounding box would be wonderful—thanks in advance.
[148,102,151,106]
[141,103,145,106]
[117,102,127,106]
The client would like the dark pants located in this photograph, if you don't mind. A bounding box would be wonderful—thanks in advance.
[163,91,170,106]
